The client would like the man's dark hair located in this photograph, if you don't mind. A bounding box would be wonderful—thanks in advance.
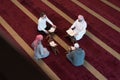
[40,12,46,17]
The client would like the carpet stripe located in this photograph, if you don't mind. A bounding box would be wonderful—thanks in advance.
[0,17,33,57]
[11,0,107,80]
[76,0,120,27]
[108,0,120,8]
[0,16,60,80]
[71,0,120,33]
[100,0,120,12]
[10,0,37,24]
[42,0,120,61]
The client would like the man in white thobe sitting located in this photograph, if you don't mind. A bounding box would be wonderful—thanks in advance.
[67,15,87,41]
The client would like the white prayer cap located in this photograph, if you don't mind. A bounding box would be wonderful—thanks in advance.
[78,15,84,20]
[74,43,80,48]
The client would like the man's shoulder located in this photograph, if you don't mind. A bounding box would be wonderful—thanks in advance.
[38,18,42,21]
[75,48,85,54]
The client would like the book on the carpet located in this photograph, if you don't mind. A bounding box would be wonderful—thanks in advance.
[48,27,56,33]
[66,29,76,36]
[49,41,57,47]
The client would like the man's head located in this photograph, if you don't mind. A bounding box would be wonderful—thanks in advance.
[78,15,84,22]
[35,34,43,41]
[40,12,46,19]
[74,43,80,49]
[70,43,80,50]
[33,34,43,48]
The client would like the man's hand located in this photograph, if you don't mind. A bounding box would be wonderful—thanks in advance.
[45,30,49,34]
[52,24,56,28]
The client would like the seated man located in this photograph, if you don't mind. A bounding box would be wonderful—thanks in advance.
[66,43,85,66]
[37,12,56,35]
[32,34,49,60]
[66,15,87,41]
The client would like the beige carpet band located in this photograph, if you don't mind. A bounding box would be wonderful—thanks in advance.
[100,0,120,12]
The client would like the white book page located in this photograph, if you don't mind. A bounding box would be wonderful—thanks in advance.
[49,27,56,33]
[66,29,76,36]
[49,41,57,47]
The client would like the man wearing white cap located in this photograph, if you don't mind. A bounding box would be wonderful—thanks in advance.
[67,15,87,41]
[66,43,85,66]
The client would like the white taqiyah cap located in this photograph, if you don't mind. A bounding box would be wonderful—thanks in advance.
[74,43,80,48]
[78,15,84,20]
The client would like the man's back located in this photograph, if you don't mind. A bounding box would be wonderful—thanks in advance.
[67,48,85,66]
[72,48,85,66]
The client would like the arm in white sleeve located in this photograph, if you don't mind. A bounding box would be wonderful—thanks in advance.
[70,20,77,29]
[46,17,54,26]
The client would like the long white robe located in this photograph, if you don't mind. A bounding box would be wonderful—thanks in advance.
[70,19,87,40]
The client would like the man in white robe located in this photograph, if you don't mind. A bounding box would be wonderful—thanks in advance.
[68,15,87,41]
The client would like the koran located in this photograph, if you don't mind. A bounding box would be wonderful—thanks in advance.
[49,41,57,47]
[49,27,56,33]
[66,29,76,36]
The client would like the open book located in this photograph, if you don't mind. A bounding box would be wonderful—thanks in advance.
[49,41,57,47]
[66,29,76,36]
[48,27,56,33]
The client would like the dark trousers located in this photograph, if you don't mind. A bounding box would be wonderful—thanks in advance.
[38,25,51,35]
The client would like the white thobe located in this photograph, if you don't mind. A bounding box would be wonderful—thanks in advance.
[38,16,53,32]
[70,19,87,40]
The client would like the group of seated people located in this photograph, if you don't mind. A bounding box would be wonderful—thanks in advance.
[31,12,87,66]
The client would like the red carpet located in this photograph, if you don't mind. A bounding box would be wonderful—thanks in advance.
[108,0,120,7]
[79,0,120,27]
[0,0,120,80]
